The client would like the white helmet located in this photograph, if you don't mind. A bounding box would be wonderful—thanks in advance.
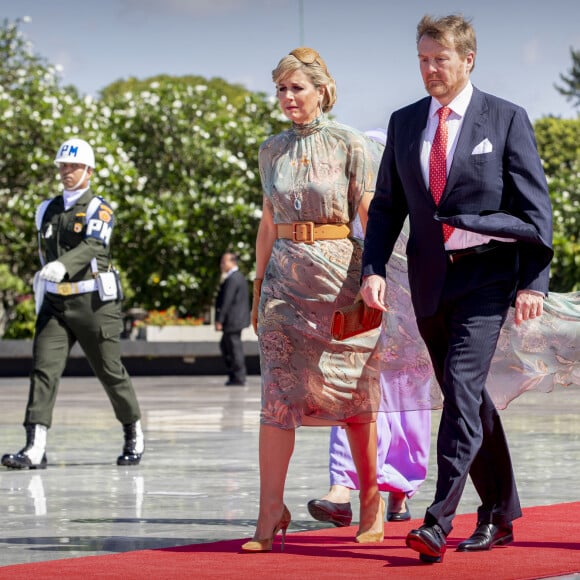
[54,138,95,168]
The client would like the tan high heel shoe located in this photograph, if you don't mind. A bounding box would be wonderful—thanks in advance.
[241,505,292,552]
[355,496,385,544]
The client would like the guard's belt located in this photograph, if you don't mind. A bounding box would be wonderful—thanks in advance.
[45,279,97,296]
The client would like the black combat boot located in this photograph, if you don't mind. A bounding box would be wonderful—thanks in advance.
[117,420,144,466]
[2,424,48,470]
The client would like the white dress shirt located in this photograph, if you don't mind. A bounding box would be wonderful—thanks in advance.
[420,81,515,250]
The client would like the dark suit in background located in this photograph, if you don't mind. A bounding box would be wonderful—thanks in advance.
[361,14,553,562]
[215,253,250,386]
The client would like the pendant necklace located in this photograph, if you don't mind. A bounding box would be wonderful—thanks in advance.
[291,155,310,211]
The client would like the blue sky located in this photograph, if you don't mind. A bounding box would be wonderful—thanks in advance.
[3,0,579,131]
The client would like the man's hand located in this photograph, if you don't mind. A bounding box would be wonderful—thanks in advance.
[39,261,66,283]
[359,274,388,311]
[215,322,223,331]
[514,290,544,325]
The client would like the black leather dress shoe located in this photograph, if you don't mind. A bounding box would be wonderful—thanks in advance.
[307,499,352,527]
[456,522,513,552]
[387,504,411,522]
[387,493,411,522]
[406,523,447,563]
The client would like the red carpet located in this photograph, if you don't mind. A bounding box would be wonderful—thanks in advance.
[1,502,579,579]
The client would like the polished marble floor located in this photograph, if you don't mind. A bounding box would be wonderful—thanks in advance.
[0,375,578,575]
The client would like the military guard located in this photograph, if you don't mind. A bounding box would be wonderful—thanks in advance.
[2,138,144,469]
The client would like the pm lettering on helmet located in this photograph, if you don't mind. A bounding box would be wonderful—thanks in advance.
[59,144,79,159]
[87,219,112,245]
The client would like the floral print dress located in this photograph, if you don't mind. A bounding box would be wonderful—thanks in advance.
[257,116,383,428]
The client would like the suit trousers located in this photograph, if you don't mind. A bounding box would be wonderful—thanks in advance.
[219,330,246,383]
[25,292,141,428]
[416,247,522,535]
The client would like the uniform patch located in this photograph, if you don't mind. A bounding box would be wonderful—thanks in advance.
[85,197,115,245]
[87,219,113,245]
[73,223,83,233]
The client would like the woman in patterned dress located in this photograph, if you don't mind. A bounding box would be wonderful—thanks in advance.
[242,48,385,551]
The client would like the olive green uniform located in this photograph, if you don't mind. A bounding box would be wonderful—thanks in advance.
[25,190,141,428]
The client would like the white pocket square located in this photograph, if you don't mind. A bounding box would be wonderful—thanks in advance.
[472,138,493,155]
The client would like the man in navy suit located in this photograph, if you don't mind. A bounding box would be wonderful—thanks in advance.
[215,252,251,386]
[361,14,553,563]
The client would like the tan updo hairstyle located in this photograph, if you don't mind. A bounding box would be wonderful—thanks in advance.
[272,47,337,113]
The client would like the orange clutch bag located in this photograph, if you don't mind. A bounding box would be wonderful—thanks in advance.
[331,300,383,341]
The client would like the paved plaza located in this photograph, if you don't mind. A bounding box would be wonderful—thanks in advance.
[0,375,578,572]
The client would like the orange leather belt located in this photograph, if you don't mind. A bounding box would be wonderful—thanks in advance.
[276,222,350,244]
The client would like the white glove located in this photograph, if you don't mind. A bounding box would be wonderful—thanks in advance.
[39,261,67,283]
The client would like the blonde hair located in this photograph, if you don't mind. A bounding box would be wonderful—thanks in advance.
[417,14,477,71]
[272,47,337,113]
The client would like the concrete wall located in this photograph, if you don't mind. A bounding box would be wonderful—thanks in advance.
[0,334,260,377]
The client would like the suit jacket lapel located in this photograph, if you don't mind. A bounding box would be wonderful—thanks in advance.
[406,98,431,197]
[444,87,488,198]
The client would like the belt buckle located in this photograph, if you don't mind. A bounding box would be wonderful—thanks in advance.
[292,221,315,244]
[447,252,458,264]
[57,282,72,296]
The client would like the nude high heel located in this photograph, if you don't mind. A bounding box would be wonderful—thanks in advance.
[355,496,385,544]
[241,505,292,552]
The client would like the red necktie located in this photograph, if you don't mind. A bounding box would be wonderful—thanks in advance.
[429,106,454,242]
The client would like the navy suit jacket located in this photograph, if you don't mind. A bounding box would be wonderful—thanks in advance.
[363,87,553,318]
